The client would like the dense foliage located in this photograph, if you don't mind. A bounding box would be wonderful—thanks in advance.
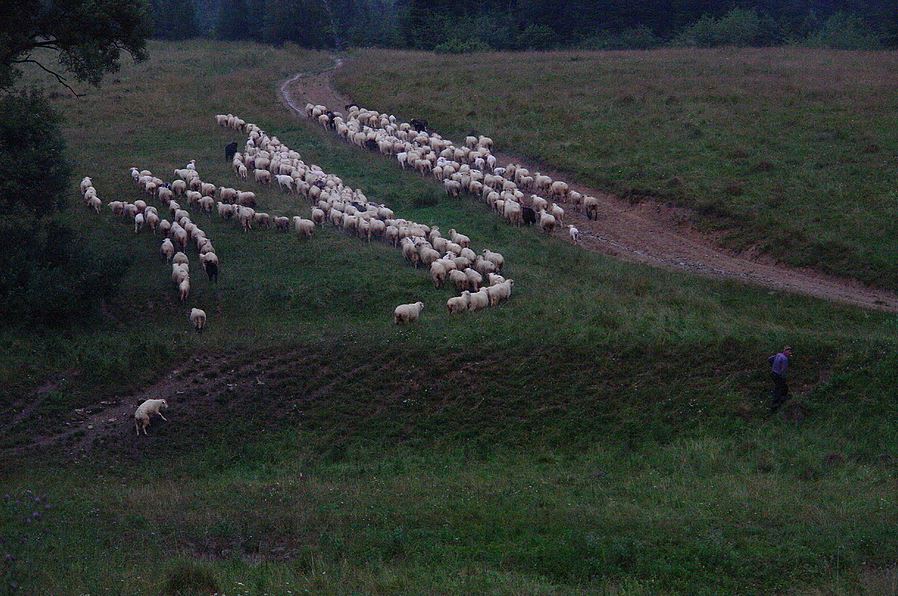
[0,0,150,324]
[0,93,126,324]
[153,0,897,49]
[0,0,150,91]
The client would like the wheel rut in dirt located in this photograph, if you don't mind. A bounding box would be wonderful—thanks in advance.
[280,55,898,313]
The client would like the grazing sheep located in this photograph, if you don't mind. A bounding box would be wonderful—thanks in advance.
[189,308,206,333]
[447,293,469,314]
[444,179,462,198]
[430,260,448,288]
[583,196,600,220]
[481,249,504,271]
[172,263,189,284]
[467,287,490,311]
[463,267,483,290]
[568,225,580,243]
[448,229,470,248]
[486,279,514,306]
[274,216,289,232]
[254,169,271,185]
[172,252,188,266]
[160,238,175,262]
[201,252,219,283]
[133,213,145,233]
[178,278,190,302]
[539,210,556,235]
[449,269,469,292]
[393,301,424,325]
[146,210,160,233]
[134,399,168,436]
[311,208,326,225]
[293,216,314,238]
[87,196,102,213]
[488,273,505,286]
[236,191,256,207]
[253,212,271,228]
[171,179,187,196]
[108,201,124,216]
[275,174,294,192]
[550,203,564,225]
[218,187,238,203]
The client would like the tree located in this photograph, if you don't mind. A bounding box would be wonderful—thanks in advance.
[0,92,128,323]
[0,0,151,96]
[151,0,199,40]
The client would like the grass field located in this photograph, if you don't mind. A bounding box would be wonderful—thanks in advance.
[1,41,896,593]
[335,48,898,291]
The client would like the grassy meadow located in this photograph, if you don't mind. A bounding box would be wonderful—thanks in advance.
[1,41,896,593]
[335,48,898,291]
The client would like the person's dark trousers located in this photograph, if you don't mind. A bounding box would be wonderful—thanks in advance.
[770,372,789,411]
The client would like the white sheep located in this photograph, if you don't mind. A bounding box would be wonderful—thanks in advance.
[293,216,314,239]
[447,292,469,314]
[568,225,580,243]
[393,301,424,324]
[189,308,206,333]
[160,238,175,262]
[487,279,515,306]
[134,398,168,436]
[254,169,271,185]
[179,278,190,303]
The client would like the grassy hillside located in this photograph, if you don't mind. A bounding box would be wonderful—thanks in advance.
[335,48,898,291]
[1,41,896,593]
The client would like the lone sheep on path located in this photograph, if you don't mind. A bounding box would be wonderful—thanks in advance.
[134,399,168,436]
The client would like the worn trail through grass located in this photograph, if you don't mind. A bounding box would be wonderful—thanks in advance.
[284,54,898,313]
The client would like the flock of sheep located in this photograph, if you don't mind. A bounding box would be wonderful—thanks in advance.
[217,112,515,322]
[81,166,218,333]
[82,105,531,435]
[303,103,585,244]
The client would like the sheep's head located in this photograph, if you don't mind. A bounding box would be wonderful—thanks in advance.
[160,400,168,409]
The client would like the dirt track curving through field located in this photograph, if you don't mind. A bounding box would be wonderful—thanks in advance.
[280,56,898,313]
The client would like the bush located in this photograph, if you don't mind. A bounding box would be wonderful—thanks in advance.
[581,26,663,50]
[434,38,492,54]
[804,12,882,50]
[0,92,127,325]
[672,8,781,47]
[516,24,557,50]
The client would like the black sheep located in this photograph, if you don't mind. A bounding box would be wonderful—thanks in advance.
[522,206,537,226]
[206,261,218,283]
[224,141,238,162]
[410,118,428,133]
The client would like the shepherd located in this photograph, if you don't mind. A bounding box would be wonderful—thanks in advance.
[768,346,793,412]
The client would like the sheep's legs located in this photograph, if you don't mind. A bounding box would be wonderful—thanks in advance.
[158,413,167,421]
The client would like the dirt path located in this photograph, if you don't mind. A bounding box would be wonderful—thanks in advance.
[280,55,898,313]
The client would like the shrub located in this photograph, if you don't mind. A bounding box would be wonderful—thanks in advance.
[804,12,882,50]
[580,26,663,50]
[672,8,781,47]
[0,92,127,325]
[434,38,492,54]
[516,24,557,50]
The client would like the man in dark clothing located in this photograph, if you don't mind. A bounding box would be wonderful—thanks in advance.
[768,346,793,412]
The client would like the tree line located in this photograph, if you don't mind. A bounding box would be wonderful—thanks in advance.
[150,0,897,49]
